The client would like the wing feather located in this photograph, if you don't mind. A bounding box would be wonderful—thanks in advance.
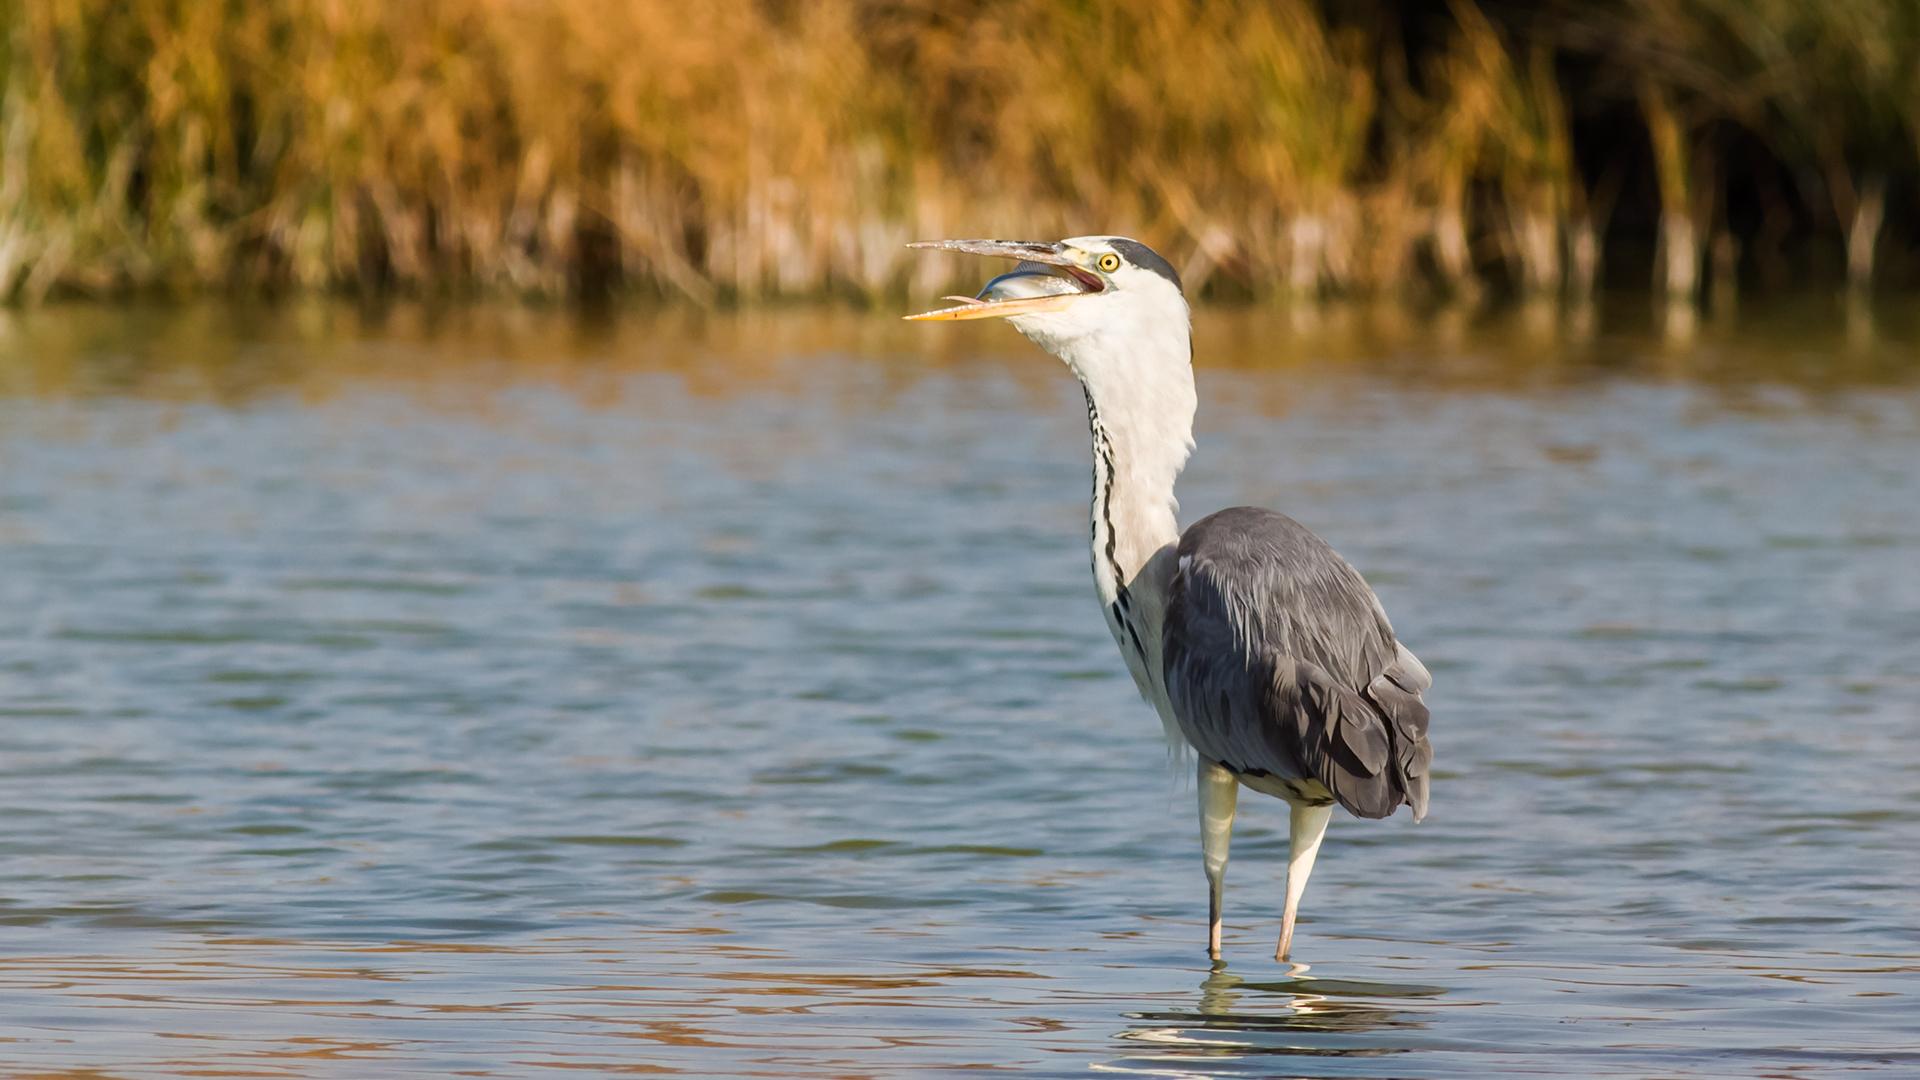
[1163,507,1433,821]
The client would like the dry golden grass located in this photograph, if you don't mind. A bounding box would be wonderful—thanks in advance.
[0,0,1915,303]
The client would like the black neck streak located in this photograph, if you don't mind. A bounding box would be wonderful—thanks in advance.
[1085,388,1122,591]
[1086,388,1146,662]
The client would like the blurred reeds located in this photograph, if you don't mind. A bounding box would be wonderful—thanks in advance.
[2,0,1918,304]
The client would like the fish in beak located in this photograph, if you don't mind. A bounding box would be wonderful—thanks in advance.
[903,239,1105,321]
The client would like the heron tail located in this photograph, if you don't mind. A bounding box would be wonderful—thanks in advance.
[1268,658,1430,821]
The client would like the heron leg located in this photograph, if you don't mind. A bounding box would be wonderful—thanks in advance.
[1276,803,1333,962]
[1197,757,1238,960]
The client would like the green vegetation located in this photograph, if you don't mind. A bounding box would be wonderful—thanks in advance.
[1,0,1917,304]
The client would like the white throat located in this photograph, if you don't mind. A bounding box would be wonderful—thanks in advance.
[1013,300,1196,604]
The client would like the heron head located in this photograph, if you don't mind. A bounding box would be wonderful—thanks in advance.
[904,236,1188,366]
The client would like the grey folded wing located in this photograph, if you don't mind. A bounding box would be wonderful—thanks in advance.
[1161,507,1432,820]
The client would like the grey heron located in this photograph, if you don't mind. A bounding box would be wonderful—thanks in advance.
[905,236,1432,962]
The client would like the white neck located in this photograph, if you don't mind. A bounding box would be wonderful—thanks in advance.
[1057,326,1196,604]
[1004,270,1196,604]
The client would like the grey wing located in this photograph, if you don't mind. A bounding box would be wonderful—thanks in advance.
[1161,507,1433,821]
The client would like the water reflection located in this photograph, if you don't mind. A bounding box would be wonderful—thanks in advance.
[0,293,1916,408]
[0,301,1916,1077]
[1116,962,1439,1066]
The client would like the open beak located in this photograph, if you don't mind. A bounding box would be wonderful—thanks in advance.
[903,239,1102,321]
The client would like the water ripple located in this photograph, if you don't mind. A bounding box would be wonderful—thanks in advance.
[0,310,1915,1075]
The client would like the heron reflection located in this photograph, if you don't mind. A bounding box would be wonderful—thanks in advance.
[1117,961,1440,1062]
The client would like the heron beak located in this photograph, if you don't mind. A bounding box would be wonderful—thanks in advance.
[903,239,1100,322]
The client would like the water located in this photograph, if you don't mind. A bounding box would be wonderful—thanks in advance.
[0,301,1916,1077]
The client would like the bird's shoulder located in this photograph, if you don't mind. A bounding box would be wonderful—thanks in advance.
[1168,506,1395,688]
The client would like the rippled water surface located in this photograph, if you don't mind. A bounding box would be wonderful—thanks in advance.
[1,302,1917,1077]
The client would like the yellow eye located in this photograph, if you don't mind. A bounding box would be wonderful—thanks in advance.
[1097,253,1121,273]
